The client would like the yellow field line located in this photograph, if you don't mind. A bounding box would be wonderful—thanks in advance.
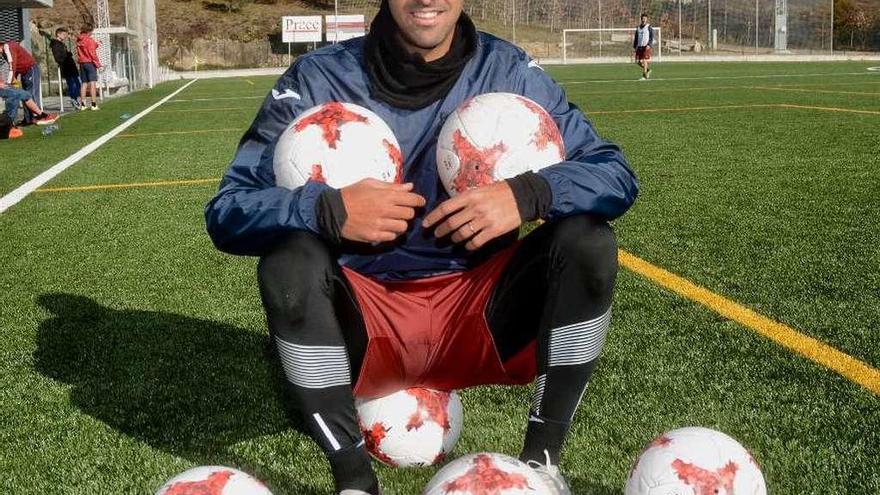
[28,177,880,393]
[777,103,880,115]
[245,79,255,86]
[118,128,242,138]
[35,178,218,193]
[153,107,255,113]
[591,104,776,115]
[619,250,880,395]
[750,85,880,96]
[569,85,747,95]
[590,103,880,116]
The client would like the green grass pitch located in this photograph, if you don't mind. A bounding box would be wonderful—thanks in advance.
[0,61,878,494]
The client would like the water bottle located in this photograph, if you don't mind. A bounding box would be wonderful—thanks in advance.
[41,124,59,136]
[120,113,132,120]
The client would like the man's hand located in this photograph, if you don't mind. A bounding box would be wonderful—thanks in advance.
[423,181,521,251]
[340,178,426,244]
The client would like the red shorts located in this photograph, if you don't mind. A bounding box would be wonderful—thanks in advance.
[636,46,652,61]
[343,246,537,399]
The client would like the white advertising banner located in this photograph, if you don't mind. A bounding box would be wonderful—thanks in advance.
[325,15,366,42]
[282,16,322,43]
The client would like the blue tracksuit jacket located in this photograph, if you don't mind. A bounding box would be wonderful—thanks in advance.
[205,32,639,280]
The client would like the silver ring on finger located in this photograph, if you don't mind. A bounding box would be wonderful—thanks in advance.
[467,222,476,235]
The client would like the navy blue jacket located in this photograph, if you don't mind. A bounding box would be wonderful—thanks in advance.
[205,33,638,280]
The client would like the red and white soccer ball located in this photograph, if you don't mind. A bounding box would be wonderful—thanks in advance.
[436,92,565,197]
[273,102,404,189]
[625,427,767,495]
[356,388,463,468]
[422,452,549,495]
[155,466,273,495]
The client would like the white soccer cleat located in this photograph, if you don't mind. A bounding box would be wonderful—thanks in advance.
[526,451,572,495]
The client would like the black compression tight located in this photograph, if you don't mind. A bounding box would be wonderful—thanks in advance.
[257,214,618,491]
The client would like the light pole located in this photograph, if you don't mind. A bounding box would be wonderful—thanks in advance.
[708,0,712,50]
[598,0,602,58]
[512,0,517,45]
[334,0,339,44]
[829,0,834,53]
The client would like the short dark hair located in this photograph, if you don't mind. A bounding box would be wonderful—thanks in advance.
[81,24,94,33]
[55,27,69,35]
[641,13,648,18]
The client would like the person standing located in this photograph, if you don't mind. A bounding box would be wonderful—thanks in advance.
[0,40,41,125]
[633,14,655,80]
[76,25,102,111]
[50,27,83,110]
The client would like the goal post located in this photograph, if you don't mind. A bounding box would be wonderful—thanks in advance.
[562,28,662,65]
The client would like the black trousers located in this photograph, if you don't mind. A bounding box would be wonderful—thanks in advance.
[258,214,617,458]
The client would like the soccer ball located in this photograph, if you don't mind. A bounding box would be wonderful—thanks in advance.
[155,466,273,495]
[357,388,463,467]
[422,453,549,494]
[436,92,565,197]
[273,102,404,189]
[625,427,767,495]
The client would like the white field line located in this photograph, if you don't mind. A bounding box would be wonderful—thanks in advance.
[168,95,264,103]
[560,71,880,85]
[0,79,200,214]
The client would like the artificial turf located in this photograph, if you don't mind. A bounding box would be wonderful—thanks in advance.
[0,61,878,494]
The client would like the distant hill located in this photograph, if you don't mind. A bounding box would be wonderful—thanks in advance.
[30,0,561,69]
[30,0,877,69]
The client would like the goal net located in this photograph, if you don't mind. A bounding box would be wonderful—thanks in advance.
[563,28,663,64]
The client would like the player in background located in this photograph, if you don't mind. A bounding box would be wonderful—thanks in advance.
[205,1,638,493]
[0,40,41,125]
[633,14,655,80]
[76,25,102,111]
[50,27,83,110]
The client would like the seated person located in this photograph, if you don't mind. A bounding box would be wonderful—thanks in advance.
[205,1,638,493]
[0,80,58,129]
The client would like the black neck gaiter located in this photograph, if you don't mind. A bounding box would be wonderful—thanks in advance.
[363,2,478,110]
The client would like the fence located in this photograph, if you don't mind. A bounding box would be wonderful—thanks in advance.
[332,0,878,61]
[143,0,880,70]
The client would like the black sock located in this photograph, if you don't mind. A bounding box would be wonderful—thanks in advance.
[328,444,380,494]
[520,414,570,466]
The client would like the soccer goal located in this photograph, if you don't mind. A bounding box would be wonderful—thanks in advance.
[562,28,662,65]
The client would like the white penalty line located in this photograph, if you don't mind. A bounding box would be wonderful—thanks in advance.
[0,79,200,214]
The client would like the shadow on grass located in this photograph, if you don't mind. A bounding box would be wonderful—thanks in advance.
[32,293,323,495]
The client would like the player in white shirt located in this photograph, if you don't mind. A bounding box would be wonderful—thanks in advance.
[632,14,655,80]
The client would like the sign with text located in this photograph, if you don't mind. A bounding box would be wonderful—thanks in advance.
[282,16,322,43]
[325,15,366,42]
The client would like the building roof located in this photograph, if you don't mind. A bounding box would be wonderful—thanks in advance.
[0,0,53,8]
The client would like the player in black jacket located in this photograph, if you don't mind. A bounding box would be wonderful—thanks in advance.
[50,28,83,110]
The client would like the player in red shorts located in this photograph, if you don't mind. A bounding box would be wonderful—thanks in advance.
[206,1,638,494]
[633,14,655,80]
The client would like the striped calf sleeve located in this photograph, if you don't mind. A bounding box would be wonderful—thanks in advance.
[275,338,351,389]
[531,374,547,415]
[548,308,612,367]
[531,307,612,421]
